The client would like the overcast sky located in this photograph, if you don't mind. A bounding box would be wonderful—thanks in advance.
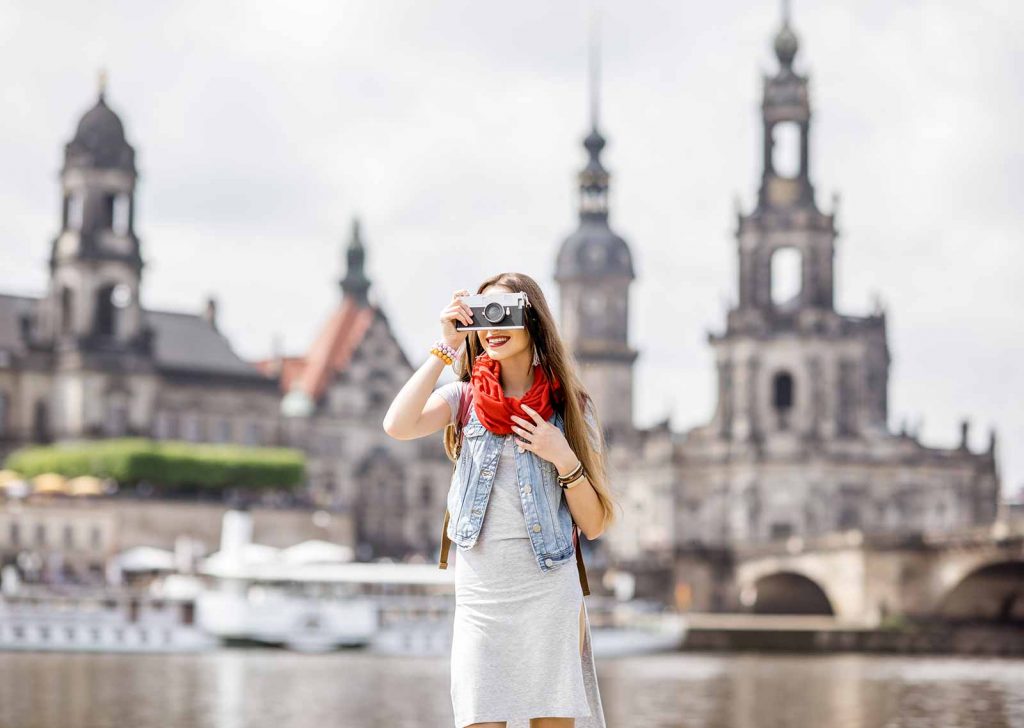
[0,0,1021,499]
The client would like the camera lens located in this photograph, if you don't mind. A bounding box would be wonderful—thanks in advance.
[483,302,505,323]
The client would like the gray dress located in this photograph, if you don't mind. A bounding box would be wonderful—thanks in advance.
[436,380,606,728]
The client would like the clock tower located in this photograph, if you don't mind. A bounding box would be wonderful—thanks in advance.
[44,73,147,354]
[554,35,638,438]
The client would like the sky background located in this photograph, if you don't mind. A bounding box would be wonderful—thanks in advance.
[0,1,1021,499]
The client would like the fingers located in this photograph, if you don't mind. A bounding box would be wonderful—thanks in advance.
[448,304,472,326]
[519,404,545,424]
[441,306,469,326]
[510,414,535,431]
[442,293,474,326]
[450,290,473,324]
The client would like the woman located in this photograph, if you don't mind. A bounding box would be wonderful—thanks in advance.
[382,272,616,728]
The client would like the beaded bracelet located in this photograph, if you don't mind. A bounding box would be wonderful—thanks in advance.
[430,339,459,365]
[430,346,453,365]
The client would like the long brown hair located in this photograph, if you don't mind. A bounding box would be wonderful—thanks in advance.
[442,272,619,534]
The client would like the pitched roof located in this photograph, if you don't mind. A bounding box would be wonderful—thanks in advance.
[143,309,271,380]
[294,296,376,401]
[0,294,270,382]
[253,295,376,403]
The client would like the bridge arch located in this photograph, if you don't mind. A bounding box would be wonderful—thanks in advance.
[935,559,1024,623]
[747,570,835,615]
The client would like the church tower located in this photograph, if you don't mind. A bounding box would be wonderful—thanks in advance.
[43,72,148,355]
[34,73,155,439]
[707,5,890,450]
[554,22,637,437]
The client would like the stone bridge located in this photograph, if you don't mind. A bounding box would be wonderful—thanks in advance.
[668,521,1024,626]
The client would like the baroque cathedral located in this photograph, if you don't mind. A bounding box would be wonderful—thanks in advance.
[0,11,1001,575]
[577,11,1000,563]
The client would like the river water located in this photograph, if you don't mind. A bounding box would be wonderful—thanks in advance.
[1,649,1022,727]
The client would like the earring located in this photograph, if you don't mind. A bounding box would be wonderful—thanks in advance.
[532,346,540,366]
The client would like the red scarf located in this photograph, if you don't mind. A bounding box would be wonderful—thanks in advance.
[470,351,562,435]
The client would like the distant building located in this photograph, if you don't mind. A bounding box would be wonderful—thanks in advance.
[253,219,453,561]
[0,11,1005,581]
[0,79,280,457]
[591,12,1001,562]
[554,116,637,441]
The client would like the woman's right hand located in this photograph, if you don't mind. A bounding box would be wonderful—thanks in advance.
[440,289,474,350]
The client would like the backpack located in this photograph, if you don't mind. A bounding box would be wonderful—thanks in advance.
[438,382,590,596]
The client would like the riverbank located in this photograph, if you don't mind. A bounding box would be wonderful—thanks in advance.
[680,613,1024,656]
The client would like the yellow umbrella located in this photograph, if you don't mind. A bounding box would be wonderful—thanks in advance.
[32,472,69,494]
[0,470,22,488]
[68,475,105,496]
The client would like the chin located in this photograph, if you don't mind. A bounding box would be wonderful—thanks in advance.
[487,345,526,360]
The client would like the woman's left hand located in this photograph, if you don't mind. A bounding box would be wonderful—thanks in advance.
[511,405,575,468]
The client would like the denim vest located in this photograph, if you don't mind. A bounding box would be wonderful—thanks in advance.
[445,402,577,573]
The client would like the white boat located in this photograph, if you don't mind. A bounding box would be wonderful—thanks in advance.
[193,511,687,657]
[0,583,217,653]
[194,510,455,653]
[194,561,456,653]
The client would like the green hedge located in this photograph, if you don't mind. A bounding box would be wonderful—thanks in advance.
[4,438,305,490]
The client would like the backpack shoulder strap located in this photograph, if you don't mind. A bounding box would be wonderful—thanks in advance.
[457,381,472,428]
[440,382,471,571]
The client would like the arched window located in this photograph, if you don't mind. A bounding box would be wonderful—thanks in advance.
[772,371,795,430]
[32,400,49,443]
[770,247,802,308]
[95,285,117,336]
[94,283,131,338]
[60,287,73,335]
[771,121,801,179]
[66,192,85,231]
[102,194,116,229]
[113,194,131,235]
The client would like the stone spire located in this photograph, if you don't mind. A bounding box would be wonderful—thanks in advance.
[339,217,371,306]
[579,3,609,220]
[774,0,799,71]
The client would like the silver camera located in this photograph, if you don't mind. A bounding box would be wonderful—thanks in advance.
[455,291,530,331]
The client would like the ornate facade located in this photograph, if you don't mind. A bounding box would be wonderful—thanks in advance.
[598,11,1000,561]
[0,82,280,460]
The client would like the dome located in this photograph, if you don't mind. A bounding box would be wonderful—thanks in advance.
[556,217,635,280]
[64,94,135,171]
[774,23,799,68]
[583,128,606,157]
